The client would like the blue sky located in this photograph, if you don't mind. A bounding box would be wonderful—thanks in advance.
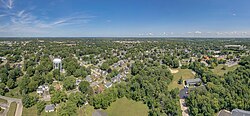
[0,0,250,37]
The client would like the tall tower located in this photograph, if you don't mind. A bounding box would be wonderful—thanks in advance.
[53,58,62,71]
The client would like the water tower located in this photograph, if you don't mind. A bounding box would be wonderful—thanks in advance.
[53,58,62,71]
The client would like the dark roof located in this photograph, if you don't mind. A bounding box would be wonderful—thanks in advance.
[186,78,201,84]
[232,109,250,116]
[45,104,55,111]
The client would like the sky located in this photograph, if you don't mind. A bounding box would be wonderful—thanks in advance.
[0,0,250,37]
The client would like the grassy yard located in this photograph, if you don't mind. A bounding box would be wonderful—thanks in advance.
[22,105,38,116]
[168,69,195,90]
[78,105,95,116]
[0,98,7,104]
[41,111,57,116]
[7,102,17,116]
[211,64,240,76]
[5,87,22,99]
[105,97,149,116]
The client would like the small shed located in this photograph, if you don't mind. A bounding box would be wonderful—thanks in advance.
[45,104,55,112]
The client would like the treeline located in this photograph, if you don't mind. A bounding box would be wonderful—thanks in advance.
[89,60,181,116]
[186,56,250,115]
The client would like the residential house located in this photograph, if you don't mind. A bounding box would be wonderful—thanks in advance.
[185,78,202,87]
[105,82,112,88]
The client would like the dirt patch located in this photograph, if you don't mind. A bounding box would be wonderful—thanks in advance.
[169,68,179,74]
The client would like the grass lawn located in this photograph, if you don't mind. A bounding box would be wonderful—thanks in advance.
[22,105,38,116]
[41,111,57,116]
[211,64,240,76]
[168,69,195,91]
[5,87,22,99]
[78,104,95,116]
[105,97,149,116]
[7,102,17,116]
[0,98,7,104]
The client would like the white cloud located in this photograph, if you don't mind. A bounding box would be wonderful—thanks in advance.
[0,0,93,36]
[194,31,202,34]
[1,0,14,9]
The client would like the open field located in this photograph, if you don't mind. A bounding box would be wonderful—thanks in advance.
[168,69,195,90]
[211,64,240,76]
[105,97,149,116]
[22,105,37,116]
[7,102,17,116]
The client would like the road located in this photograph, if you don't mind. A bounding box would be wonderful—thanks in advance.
[0,95,23,116]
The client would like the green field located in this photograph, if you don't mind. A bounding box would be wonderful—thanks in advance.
[211,64,239,76]
[7,102,17,116]
[105,97,149,116]
[168,69,195,90]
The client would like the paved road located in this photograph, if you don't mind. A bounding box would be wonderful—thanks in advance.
[0,95,23,116]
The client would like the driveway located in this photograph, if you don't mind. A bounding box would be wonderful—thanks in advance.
[179,88,188,99]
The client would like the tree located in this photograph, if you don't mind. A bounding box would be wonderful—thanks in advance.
[172,59,179,68]
[6,79,15,89]
[37,101,46,115]
[63,76,76,90]
[58,101,77,116]
[22,94,38,108]
[79,81,92,95]
[178,76,183,84]
[100,62,109,71]
[53,69,61,81]
[28,80,38,92]
[51,91,67,104]
[19,76,31,94]
[26,66,35,77]
[73,67,87,78]
[0,83,5,95]
[68,92,86,107]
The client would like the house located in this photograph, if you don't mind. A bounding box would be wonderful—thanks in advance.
[90,82,98,87]
[185,78,202,87]
[76,79,81,86]
[232,109,250,116]
[85,75,92,83]
[36,88,43,95]
[111,77,118,83]
[45,104,55,112]
[105,82,112,88]
[36,84,49,95]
